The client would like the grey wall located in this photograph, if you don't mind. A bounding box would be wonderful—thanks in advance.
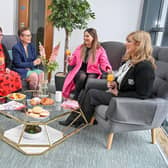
[0,0,17,34]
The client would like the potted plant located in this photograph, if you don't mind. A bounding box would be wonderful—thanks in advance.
[48,0,95,90]
[24,125,42,139]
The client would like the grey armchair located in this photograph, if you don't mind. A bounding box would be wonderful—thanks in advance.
[85,41,168,149]
[2,35,18,50]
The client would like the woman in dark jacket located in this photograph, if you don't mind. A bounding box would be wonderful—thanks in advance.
[12,27,44,90]
[0,27,22,97]
[74,30,156,127]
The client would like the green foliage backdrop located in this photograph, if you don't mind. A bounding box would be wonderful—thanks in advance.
[48,0,95,73]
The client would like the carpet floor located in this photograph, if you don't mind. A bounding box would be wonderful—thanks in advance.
[0,124,167,168]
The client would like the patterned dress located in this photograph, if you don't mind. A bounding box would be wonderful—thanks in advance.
[0,44,22,96]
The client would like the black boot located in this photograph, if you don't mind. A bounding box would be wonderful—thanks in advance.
[72,117,85,128]
[59,113,78,126]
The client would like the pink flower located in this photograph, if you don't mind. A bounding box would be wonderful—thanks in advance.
[39,42,60,73]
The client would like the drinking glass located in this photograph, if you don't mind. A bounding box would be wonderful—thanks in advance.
[106,72,115,92]
[39,80,48,98]
[65,49,71,56]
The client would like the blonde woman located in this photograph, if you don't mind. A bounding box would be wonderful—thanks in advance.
[72,30,156,127]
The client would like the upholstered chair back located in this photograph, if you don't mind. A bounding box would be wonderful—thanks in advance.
[2,35,18,50]
[2,35,19,61]
[101,41,125,70]
[152,47,168,99]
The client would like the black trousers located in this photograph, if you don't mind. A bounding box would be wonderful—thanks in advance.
[73,70,98,100]
[79,89,113,122]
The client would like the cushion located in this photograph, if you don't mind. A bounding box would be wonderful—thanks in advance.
[101,41,125,70]
[152,61,168,99]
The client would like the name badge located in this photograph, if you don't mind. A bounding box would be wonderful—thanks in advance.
[128,79,135,85]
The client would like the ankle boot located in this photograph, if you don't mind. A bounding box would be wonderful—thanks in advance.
[59,113,78,126]
[72,117,85,128]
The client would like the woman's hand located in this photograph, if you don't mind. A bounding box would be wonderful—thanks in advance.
[107,69,112,74]
[66,55,73,63]
[107,81,118,96]
[107,81,116,89]
[33,58,41,65]
[5,68,10,73]
[39,43,46,58]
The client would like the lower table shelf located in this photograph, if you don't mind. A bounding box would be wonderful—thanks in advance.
[3,125,63,155]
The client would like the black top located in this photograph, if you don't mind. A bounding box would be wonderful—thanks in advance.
[118,60,155,99]
[80,47,90,71]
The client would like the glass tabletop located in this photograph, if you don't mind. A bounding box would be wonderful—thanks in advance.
[0,93,72,125]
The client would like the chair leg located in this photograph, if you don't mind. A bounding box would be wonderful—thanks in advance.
[90,117,95,125]
[151,128,156,144]
[107,133,114,150]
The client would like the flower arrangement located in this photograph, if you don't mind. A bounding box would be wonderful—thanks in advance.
[39,42,60,73]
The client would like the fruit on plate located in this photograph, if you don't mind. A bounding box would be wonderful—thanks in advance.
[8,93,26,100]
[40,97,54,105]
[26,106,50,119]
[30,97,41,106]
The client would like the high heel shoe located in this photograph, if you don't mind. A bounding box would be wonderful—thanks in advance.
[59,113,78,126]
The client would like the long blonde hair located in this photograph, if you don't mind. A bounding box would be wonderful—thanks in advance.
[80,28,100,63]
[122,31,156,68]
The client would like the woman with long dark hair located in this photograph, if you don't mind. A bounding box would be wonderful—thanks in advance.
[60,28,112,126]
[62,28,112,100]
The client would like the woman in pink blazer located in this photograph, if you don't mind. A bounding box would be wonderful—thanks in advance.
[60,28,112,126]
[62,28,112,100]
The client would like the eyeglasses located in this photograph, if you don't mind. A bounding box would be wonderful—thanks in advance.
[22,34,32,37]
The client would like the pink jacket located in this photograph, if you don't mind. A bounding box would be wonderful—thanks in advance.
[62,45,112,98]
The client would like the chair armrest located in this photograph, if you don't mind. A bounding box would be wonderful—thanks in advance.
[85,78,108,90]
[78,78,108,104]
[105,97,168,126]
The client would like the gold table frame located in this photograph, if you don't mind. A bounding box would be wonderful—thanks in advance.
[0,103,88,155]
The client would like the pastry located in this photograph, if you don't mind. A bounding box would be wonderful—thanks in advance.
[28,112,40,118]
[40,110,50,117]
[26,106,50,119]
[8,93,26,100]
[32,106,43,113]
[30,97,41,105]
[40,97,54,105]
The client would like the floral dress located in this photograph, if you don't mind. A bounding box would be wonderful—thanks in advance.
[0,44,22,96]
